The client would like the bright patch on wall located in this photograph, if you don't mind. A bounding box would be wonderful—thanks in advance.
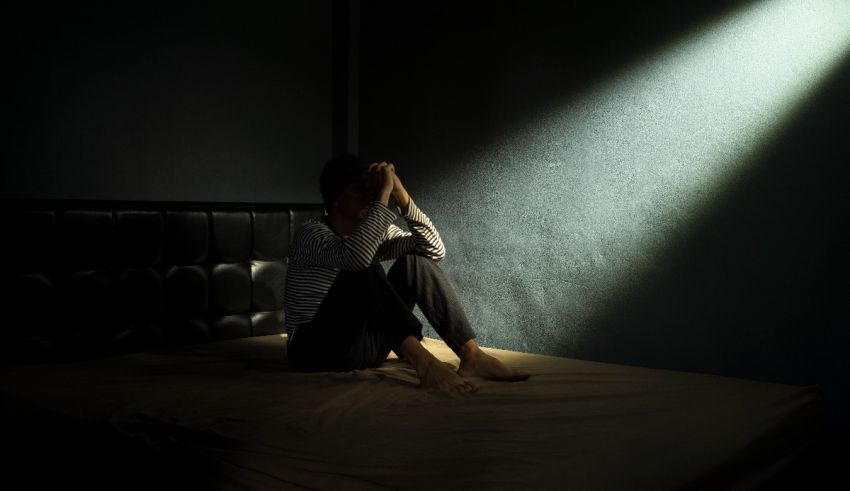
[429,0,850,351]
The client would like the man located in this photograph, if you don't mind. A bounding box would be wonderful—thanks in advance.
[284,154,530,393]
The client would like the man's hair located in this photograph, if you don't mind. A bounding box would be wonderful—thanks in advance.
[319,153,369,214]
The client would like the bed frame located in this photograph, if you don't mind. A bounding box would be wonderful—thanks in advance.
[0,198,826,490]
[0,199,324,366]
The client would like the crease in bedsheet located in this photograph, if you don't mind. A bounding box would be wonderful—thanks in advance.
[106,412,468,491]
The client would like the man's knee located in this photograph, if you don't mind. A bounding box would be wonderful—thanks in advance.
[388,253,423,276]
[397,253,437,267]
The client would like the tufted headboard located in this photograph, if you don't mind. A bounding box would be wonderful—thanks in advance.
[0,199,324,366]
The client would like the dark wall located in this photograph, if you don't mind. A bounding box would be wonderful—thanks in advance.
[4,2,331,203]
[360,0,849,427]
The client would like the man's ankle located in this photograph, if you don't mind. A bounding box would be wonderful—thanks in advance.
[458,338,481,359]
[400,336,431,366]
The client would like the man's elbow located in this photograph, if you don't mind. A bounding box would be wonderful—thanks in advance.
[432,247,446,263]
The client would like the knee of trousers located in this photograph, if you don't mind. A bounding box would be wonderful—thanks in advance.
[393,253,438,271]
[389,254,440,282]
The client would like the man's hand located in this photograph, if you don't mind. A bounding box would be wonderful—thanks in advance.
[363,162,395,201]
[364,161,410,212]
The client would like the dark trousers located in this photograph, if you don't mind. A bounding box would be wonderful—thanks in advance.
[286,253,476,372]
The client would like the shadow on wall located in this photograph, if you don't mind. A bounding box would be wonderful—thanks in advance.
[359,0,757,173]
[567,50,850,426]
[4,2,331,203]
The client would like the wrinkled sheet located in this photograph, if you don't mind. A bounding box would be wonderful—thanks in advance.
[0,335,821,490]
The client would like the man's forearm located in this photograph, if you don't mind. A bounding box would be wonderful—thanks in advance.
[378,190,392,207]
[394,187,410,215]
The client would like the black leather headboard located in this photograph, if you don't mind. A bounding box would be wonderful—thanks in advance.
[0,199,324,366]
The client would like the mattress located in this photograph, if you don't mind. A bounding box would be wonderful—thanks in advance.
[0,334,821,490]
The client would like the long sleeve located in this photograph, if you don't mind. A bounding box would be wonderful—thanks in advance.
[284,197,446,330]
[289,201,398,271]
[375,197,446,262]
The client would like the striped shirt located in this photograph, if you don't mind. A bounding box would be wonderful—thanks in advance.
[284,197,445,338]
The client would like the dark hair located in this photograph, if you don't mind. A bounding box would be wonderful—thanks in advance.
[319,153,369,214]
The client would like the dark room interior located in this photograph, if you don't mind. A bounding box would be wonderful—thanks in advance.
[1,1,848,489]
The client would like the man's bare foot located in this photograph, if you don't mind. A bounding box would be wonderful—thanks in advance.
[419,357,479,394]
[398,335,478,393]
[457,346,531,381]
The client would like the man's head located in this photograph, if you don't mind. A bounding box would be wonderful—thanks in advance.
[320,153,371,219]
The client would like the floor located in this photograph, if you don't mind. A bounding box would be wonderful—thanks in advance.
[757,426,849,490]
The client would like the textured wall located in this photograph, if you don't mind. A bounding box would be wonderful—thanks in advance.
[4,2,331,203]
[361,0,850,426]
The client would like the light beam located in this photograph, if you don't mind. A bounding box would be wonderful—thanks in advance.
[425,0,850,352]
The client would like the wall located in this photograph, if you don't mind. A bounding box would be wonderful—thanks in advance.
[4,1,331,203]
[359,0,849,426]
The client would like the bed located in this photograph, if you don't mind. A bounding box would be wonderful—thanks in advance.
[0,200,822,490]
[1,334,821,490]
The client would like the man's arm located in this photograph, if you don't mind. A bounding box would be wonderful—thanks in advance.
[290,164,395,270]
[364,162,443,262]
[290,201,397,270]
[394,182,411,216]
